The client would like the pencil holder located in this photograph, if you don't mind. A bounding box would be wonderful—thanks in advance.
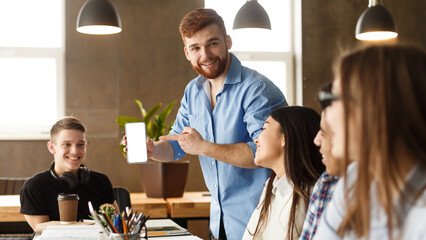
[109,232,146,240]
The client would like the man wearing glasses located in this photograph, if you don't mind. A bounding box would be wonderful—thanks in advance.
[299,83,345,240]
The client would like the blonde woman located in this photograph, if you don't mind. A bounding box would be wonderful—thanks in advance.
[315,44,426,239]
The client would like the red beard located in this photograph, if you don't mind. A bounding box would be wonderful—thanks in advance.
[191,51,229,79]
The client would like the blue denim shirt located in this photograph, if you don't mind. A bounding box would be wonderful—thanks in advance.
[168,53,287,240]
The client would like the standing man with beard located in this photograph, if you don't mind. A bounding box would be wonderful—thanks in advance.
[124,8,286,239]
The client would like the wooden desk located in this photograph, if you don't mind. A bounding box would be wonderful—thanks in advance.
[0,192,210,222]
[0,195,25,222]
[166,191,211,218]
[33,219,201,240]
[130,192,167,218]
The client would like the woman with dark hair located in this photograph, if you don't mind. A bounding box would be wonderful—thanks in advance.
[243,106,325,240]
[314,44,426,239]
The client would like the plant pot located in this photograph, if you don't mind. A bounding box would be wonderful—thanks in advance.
[140,161,189,198]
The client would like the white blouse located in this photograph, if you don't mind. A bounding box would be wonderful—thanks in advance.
[243,176,306,240]
[314,163,426,240]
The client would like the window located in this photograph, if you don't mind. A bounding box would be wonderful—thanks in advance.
[205,0,299,105]
[0,0,64,139]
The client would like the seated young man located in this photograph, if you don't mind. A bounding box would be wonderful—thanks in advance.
[299,84,345,240]
[20,117,118,230]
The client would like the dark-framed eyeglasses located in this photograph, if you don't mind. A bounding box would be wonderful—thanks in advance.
[318,90,341,103]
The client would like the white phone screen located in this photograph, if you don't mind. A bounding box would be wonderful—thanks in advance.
[125,122,148,163]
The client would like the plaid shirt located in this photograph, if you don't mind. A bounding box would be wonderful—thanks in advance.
[299,171,339,240]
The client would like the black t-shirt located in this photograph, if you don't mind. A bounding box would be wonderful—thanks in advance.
[20,169,115,221]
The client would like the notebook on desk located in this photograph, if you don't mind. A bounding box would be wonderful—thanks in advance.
[146,219,190,237]
[35,221,95,233]
[37,224,101,240]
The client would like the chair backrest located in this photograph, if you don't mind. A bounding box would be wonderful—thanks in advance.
[113,186,132,213]
[0,177,29,195]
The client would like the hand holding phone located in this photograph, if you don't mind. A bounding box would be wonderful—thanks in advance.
[125,122,148,163]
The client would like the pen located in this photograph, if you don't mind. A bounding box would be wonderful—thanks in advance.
[140,216,150,233]
[114,214,122,233]
[125,207,132,218]
[88,201,112,235]
[104,213,118,233]
[130,214,148,234]
[131,221,142,234]
[127,211,137,230]
[122,209,128,221]
[98,214,112,234]
[122,216,128,234]
[126,210,137,231]
[121,217,129,240]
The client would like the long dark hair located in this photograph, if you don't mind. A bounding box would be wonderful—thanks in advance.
[252,106,324,239]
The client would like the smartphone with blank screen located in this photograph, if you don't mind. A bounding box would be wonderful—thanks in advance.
[125,122,148,163]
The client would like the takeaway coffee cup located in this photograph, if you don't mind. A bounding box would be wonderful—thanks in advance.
[57,193,79,223]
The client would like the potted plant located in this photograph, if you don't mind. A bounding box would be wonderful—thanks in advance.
[116,99,189,198]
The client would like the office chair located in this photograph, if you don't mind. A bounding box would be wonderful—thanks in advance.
[0,178,33,237]
[113,186,132,213]
[0,177,29,195]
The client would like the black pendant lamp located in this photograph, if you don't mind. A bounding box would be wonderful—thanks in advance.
[355,0,397,41]
[76,0,122,35]
[233,0,271,30]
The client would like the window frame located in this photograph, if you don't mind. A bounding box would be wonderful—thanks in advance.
[232,51,295,105]
[0,0,65,140]
[205,0,301,106]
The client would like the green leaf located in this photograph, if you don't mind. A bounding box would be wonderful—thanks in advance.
[145,121,152,138]
[143,103,162,123]
[116,100,176,157]
[158,101,176,123]
[167,120,175,133]
[116,116,142,130]
[135,99,146,118]
[151,118,161,141]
